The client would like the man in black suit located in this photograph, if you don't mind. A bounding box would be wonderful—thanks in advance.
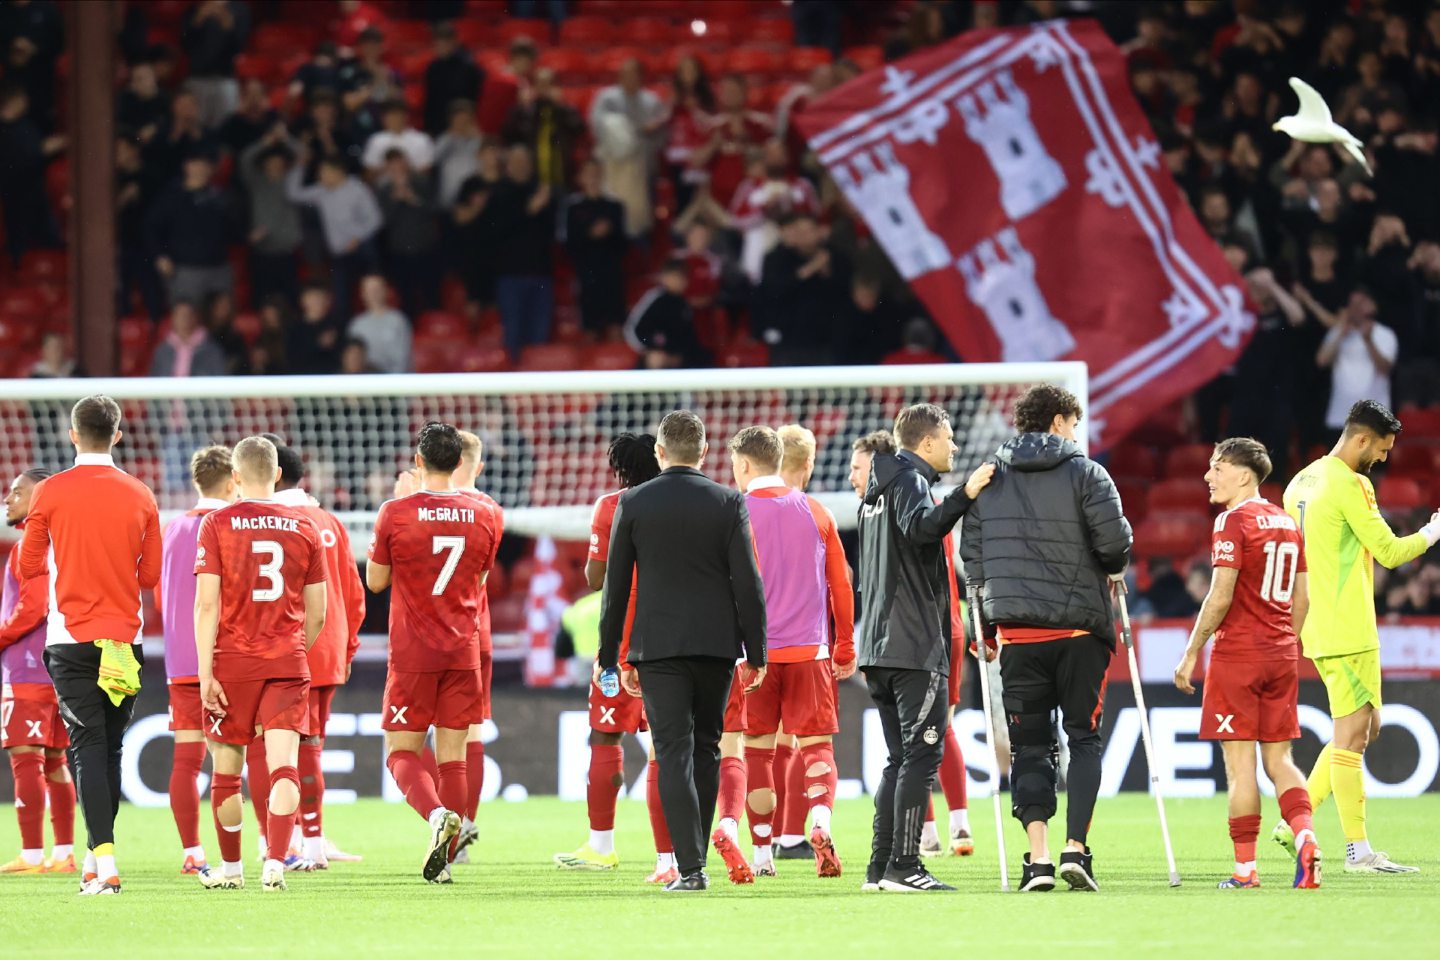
[598,410,768,892]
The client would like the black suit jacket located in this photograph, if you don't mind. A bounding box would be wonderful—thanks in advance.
[598,466,767,669]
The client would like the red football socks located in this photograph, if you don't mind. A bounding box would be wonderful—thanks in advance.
[9,752,45,850]
[210,772,245,865]
[437,760,468,818]
[245,737,269,838]
[387,749,444,820]
[465,740,485,821]
[266,766,300,863]
[298,741,324,839]
[718,756,746,824]
[169,740,206,848]
[587,744,624,831]
[43,755,74,847]
[939,726,968,809]
[646,759,672,854]
[420,744,440,781]
[1279,787,1315,837]
[772,742,793,831]
[781,745,807,837]
[799,742,837,812]
[1229,813,1261,865]
[744,746,777,847]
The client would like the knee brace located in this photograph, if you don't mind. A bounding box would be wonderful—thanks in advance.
[1007,709,1059,824]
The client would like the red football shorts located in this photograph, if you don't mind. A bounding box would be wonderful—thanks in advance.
[168,681,204,732]
[306,684,337,739]
[478,650,493,722]
[382,668,486,732]
[1200,657,1300,742]
[588,673,647,734]
[724,664,747,732]
[1,693,68,749]
[206,677,310,745]
[745,659,839,738]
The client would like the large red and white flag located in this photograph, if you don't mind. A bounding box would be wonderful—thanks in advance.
[795,19,1254,449]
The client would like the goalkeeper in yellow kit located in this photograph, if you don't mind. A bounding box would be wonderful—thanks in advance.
[1278,401,1440,873]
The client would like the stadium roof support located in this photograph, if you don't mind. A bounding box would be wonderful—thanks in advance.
[69,1,118,377]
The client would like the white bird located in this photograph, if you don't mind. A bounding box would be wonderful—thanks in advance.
[1272,77,1372,175]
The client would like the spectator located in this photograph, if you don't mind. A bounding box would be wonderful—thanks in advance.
[1396,240,1440,407]
[678,220,726,350]
[146,89,214,186]
[145,147,237,308]
[881,317,948,366]
[692,74,773,210]
[0,0,63,131]
[775,63,835,163]
[29,332,77,378]
[286,151,384,309]
[339,26,401,135]
[217,77,276,157]
[493,144,555,360]
[116,60,169,145]
[452,139,505,315]
[433,100,482,207]
[1229,266,1305,477]
[838,275,902,365]
[362,99,435,173]
[477,36,536,135]
[202,290,250,376]
[288,282,343,375]
[180,0,251,129]
[347,274,412,374]
[422,22,480,137]
[660,54,715,213]
[295,90,363,174]
[238,124,303,308]
[1318,288,1398,431]
[588,58,664,238]
[288,41,343,107]
[564,157,629,336]
[150,300,227,377]
[624,260,706,369]
[502,67,583,189]
[333,0,388,53]
[0,84,61,267]
[728,139,820,283]
[339,336,376,374]
[376,148,441,318]
[249,295,291,375]
[756,212,850,366]
[115,131,164,320]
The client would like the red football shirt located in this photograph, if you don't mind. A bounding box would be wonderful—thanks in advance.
[460,488,504,653]
[196,500,326,682]
[1210,498,1306,662]
[370,490,500,672]
[590,490,638,665]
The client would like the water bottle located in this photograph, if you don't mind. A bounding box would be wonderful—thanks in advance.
[599,667,620,698]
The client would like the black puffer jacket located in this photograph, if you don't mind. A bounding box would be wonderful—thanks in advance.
[959,433,1132,647]
[857,450,975,674]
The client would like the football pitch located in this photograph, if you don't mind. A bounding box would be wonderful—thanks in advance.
[1,794,1435,958]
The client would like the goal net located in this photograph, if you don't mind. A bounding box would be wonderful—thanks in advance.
[0,363,1087,551]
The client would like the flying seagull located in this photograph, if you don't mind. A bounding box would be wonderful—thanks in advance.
[1273,77,1371,175]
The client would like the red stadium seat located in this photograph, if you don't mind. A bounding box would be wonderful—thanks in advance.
[454,20,492,47]
[413,342,453,373]
[496,19,551,47]
[720,339,770,368]
[787,47,833,73]
[1147,477,1210,514]
[457,345,511,373]
[398,50,434,81]
[1399,405,1440,439]
[1378,476,1426,510]
[417,311,467,340]
[516,343,582,371]
[745,19,796,46]
[1163,443,1215,480]
[596,47,651,77]
[1105,444,1158,481]
[231,312,261,345]
[842,45,884,71]
[628,18,683,46]
[19,250,65,284]
[0,317,25,349]
[558,16,615,48]
[695,19,740,46]
[540,47,592,84]
[253,23,321,53]
[0,287,47,321]
[234,53,277,84]
[582,343,639,371]
[726,46,783,78]
[1134,513,1211,561]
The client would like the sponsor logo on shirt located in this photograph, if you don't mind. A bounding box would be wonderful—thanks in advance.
[195,546,207,567]
[1213,540,1236,563]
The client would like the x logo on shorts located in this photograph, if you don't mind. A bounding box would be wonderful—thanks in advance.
[209,716,223,736]
[390,705,409,725]
[597,706,616,726]
[25,720,42,738]
[1215,714,1235,734]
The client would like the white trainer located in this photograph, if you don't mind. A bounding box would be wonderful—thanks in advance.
[261,859,288,892]
[1345,851,1420,874]
[198,866,244,890]
[423,809,462,882]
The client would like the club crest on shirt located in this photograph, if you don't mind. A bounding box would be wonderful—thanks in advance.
[195,546,207,566]
[922,726,939,745]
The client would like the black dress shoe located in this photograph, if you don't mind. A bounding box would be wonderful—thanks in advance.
[663,871,709,892]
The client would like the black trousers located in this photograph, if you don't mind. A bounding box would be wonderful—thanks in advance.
[999,634,1111,845]
[864,666,949,868]
[636,656,734,876]
[44,642,144,850]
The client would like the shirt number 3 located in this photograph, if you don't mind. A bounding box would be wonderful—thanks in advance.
[252,540,285,602]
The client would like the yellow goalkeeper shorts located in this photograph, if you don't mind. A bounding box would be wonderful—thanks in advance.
[1313,651,1382,719]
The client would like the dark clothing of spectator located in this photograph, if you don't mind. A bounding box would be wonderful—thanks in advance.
[378,173,442,317]
[756,244,851,366]
[144,181,236,270]
[625,289,706,367]
[117,163,165,319]
[423,49,482,136]
[287,314,343,375]
[838,298,904,365]
[452,173,503,306]
[291,60,343,104]
[0,110,59,266]
[503,98,585,188]
[238,138,302,309]
[218,106,277,158]
[1228,308,1295,478]
[117,88,171,140]
[181,1,250,79]
[0,0,63,130]
[143,121,217,188]
[492,178,555,359]
[564,193,628,334]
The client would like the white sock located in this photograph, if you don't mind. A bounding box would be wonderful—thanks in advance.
[1235,860,1256,875]
[1295,828,1315,847]
[754,844,774,866]
[256,836,267,859]
[183,845,206,862]
[428,806,447,824]
[719,817,739,843]
[1347,839,1372,862]
[96,853,117,880]
[20,848,43,866]
[655,851,676,871]
[83,849,96,875]
[51,844,73,860]
[778,833,804,848]
[290,823,303,848]
[949,809,970,833]
[589,829,615,855]
[223,859,244,878]
[1032,855,1052,865]
[811,804,832,833]
[920,820,939,845]
[304,836,325,861]
[264,857,284,873]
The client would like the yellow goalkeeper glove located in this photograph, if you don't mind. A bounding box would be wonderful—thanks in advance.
[95,638,142,706]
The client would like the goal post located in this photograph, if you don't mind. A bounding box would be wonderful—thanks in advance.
[0,362,1088,553]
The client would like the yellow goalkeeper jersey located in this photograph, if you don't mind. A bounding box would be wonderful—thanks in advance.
[1283,455,1430,659]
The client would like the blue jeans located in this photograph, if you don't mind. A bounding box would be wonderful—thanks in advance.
[496,275,554,361]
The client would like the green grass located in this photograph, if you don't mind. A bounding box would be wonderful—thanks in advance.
[0,794,1436,958]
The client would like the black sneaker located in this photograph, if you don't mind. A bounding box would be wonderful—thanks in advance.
[1058,847,1098,891]
[663,871,709,892]
[775,839,815,860]
[878,863,955,892]
[860,861,885,892]
[1019,854,1056,892]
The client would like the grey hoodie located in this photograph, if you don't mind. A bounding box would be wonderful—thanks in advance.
[959,433,1132,647]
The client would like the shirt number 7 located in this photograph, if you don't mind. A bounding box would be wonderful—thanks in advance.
[432,536,466,595]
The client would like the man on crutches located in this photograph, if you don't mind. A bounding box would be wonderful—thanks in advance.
[960,385,1132,892]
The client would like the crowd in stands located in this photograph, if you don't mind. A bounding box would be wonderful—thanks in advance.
[2,0,1440,614]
